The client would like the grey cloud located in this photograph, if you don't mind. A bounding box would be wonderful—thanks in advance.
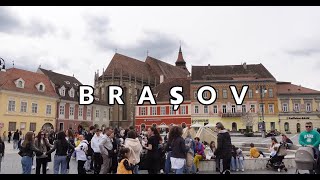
[0,7,22,33]
[84,15,111,35]
[287,48,320,56]
[122,31,178,59]
[0,7,56,37]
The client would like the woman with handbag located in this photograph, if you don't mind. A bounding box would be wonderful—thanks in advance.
[19,132,44,174]
[35,131,52,174]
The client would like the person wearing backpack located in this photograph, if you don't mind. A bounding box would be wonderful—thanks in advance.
[75,135,88,174]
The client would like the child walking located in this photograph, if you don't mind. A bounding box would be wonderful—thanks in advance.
[117,147,134,174]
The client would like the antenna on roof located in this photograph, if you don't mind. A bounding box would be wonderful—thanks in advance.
[12,60,14,68]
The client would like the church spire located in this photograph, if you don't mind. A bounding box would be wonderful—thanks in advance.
[175,45,188,73]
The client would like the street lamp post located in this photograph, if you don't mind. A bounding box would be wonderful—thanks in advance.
[256,85,267,138]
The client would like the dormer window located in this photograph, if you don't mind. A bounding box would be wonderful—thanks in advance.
[65,81,70,85]
[74,83,78,86]
[14,78,25,88]
[60,86,66,96]
[69,87,75,98]
[36,82,45,92]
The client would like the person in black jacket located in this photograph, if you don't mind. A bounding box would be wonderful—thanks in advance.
[13,130,20,149]
[85,126,95,172]
[19,132,44,174]
[46,131,75,174]
[167,126,187,174]
[0,136,5,172]
[215,122,232,174]
[8,131,12,143]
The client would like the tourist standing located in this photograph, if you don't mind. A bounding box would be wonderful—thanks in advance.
[19,132,43,174]
[75,135,88,174]
[91,129,103,174]
[143,127,162,174]
[124,130,142,174]
[8,131,12,143]
[215,122,232,174]
[34,131,52,174]
[13,130,20,149]
[99,127,114,174]
[168,126,186,174]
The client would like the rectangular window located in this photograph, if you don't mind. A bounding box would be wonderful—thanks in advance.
[8,100,15,112]
[96,110,100,118]
[268,88,273,98]
[32,103,38,113]
[213,105,218,114]
[151,107,157,115]
[204,105,208,113]
[140,107,146,115]
[30,123,36,131]
[161,106,166,115]
[250,104,256,113]
[194,105,199,114]
[170,106,175,115]
[294,103,300,112]
[59,105,65,115]
[181,106,186,114]
[223,89,227,99]
[216,89,219,99]
[21,101,27,113]
[222,105,227,114]
[69,107,74,116]
[242,105,246,113]
[248,89,253,98]
[87,109,91,118]
[20,122,26,131]
[78,107,83,117]
[259,104,264,113]
[8,122,16,131]
[204,91,209,99]
[282,103,288,112]
[306,103,311,112]
[231,105,236,113]
[193,91,197,98]
[104,110,107,118]
[46,105,52,115]
[268,104,274,114]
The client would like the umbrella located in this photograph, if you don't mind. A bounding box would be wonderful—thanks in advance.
[190,123,204,128]
[158,124,169,129]
[204,124,215,128]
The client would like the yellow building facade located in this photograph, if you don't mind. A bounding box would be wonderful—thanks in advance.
[0,68,59,136]
[277,82,320,133]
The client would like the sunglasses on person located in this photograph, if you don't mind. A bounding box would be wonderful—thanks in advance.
[305,126,312,128]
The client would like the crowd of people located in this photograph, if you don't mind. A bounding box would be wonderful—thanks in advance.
[1,121,320,174]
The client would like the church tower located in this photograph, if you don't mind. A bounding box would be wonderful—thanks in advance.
[175,46,189,74]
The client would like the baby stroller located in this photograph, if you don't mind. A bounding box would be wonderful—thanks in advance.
[295,146,319,174]
[266,143,288,172]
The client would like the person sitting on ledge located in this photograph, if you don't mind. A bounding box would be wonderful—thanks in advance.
[249,143,266,158]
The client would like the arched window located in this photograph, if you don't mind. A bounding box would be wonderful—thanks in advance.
[18,81,23,88]
[39,85,43,91]
[232,122,237,131]
[284,122,289,132]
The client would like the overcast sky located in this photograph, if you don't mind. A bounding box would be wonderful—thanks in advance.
[1,6,320,90]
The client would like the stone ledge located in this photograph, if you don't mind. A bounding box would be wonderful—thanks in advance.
[199,158,295,171]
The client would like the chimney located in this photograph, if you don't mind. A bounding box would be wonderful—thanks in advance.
[243,62,247,70]
[208,64,211,69]
[160,74,164,84]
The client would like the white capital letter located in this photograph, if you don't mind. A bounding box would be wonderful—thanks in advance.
[197,86,216,105]
[79,85,94,105]
[137,86,156,105]
[109,86,124,105]
[170,86,184,111]
[230,85,248,105]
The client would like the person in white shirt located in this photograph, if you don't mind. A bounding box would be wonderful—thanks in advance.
[75,135,88,174]
[91,129,103,174]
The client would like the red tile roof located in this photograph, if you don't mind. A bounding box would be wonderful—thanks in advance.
[102,53,189,84]
[192,63,276,81]
[277,82,320,94]
[0,68,58,97]
[153,78,191,102]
